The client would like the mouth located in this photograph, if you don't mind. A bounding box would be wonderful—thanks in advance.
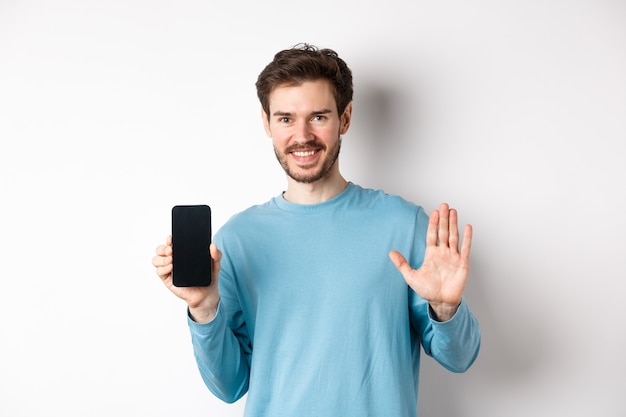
[288,147,322,165]
[292,150,317,157]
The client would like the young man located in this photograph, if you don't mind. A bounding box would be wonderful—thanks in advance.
[153,44,481,416]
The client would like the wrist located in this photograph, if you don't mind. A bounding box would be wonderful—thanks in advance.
[429,302,460,322]
[188,297,220,324]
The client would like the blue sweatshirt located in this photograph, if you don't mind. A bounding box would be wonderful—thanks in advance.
[188,183,480,416]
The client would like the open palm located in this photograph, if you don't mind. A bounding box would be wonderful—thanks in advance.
[389,203,472,321]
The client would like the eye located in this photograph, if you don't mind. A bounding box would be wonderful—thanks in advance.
[312,115,326,121]
[279,117,291,123]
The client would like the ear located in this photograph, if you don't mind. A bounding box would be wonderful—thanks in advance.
[339,101,353,135]
[261,108,272,137]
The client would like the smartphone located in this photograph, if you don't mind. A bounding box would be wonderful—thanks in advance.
[171,205,212,287]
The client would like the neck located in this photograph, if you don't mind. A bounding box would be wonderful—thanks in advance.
[283,173,349,205]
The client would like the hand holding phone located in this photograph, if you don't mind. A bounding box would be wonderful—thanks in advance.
[171,205,212,287]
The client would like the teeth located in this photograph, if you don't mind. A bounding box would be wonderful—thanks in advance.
[293,150,315,157]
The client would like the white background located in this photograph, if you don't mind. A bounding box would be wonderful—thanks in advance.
[1,1,625,416]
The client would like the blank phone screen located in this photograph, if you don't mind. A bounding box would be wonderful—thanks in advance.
[171,205,212,287]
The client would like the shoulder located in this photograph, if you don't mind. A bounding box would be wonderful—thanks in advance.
[348,183,425,216]
[214,197,279,239]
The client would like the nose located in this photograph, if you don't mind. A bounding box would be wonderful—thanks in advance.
[293,119,313,143]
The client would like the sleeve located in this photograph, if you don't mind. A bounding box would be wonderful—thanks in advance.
[186,233,253,403]
[187,301,252,403]
[407,205,481,373]
[410,296,481,372]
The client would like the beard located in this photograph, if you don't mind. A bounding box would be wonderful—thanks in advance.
[274,137,342,184]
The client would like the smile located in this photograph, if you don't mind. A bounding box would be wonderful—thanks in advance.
[292,150,316,157]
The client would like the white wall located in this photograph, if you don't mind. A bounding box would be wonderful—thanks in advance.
[1,1,624,416]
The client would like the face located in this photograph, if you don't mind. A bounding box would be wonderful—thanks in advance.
[262,79,352,184]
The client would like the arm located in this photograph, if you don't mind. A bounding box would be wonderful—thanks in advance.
[153,237,251,402]
[390,203,481,371]
[188,303,252,403]
[410,292,481,372]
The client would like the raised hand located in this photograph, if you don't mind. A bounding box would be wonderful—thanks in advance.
[389,203,473,321]
[152,235,222,323]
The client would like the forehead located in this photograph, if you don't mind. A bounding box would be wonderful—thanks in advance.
[269,79,337,113]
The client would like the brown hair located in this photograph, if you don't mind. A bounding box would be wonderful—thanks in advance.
[255,43,353,117]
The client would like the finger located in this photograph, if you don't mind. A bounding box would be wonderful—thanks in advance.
[388,250,412,276]
[155,263,173,281]
[438,203,450,246]
[155,236,173,256]
[426,209,439,247]
[155,244,172,257]
[460,224,473,259]
[448,208,460,252]
[152,252,172,268]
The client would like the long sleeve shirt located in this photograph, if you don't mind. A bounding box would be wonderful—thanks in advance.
[188,183,481,416]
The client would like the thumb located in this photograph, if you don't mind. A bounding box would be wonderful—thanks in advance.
[209,243,222,285]
[209,242,222,263]
[389,250,411,275]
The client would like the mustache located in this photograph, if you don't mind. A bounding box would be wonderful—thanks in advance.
[284,143,324,153]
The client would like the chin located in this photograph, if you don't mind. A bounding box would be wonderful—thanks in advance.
[288,172,323,184]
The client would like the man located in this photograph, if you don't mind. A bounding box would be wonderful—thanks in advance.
[153,43,480,416]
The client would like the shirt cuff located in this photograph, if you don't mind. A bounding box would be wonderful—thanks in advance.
[428,297,468,324]
[187,300,223,334]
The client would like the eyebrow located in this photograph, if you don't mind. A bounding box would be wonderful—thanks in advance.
[271,108,334,117]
